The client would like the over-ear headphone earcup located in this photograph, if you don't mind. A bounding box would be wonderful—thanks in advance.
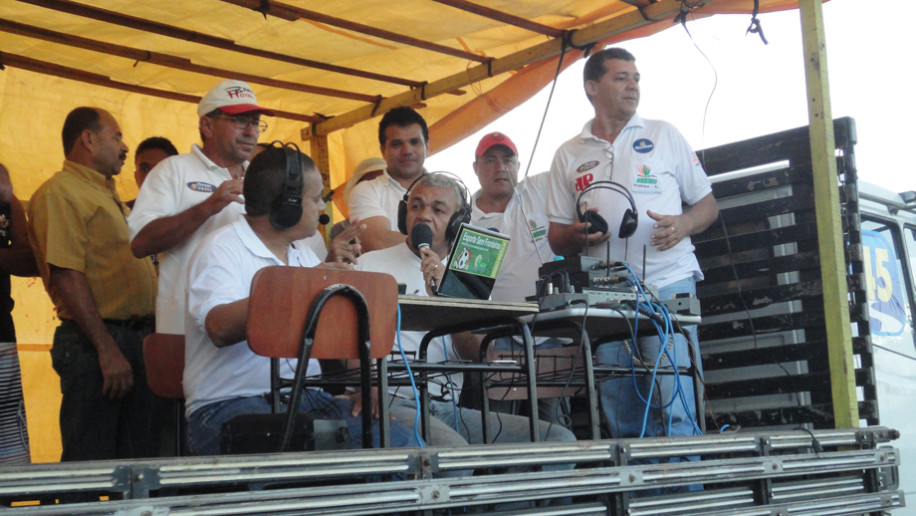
[269,144,304,230]
[270,201,303,230]
[397,196,408,235]
[580,210,608,235]
[618,208,638,239]
[446,203,471,242]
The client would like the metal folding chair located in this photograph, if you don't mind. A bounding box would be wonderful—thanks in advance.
[142,333,186,456]
[247,266,398,450]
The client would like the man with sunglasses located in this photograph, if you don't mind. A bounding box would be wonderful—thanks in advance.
[128,80,274,336]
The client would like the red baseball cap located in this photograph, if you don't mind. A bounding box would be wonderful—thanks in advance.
[475,132,518,159]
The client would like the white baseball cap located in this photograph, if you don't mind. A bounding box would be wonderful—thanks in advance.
[343,157,387,204]
[198,80,275,117]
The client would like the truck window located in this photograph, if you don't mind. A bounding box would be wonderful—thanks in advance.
[860,219,916,357]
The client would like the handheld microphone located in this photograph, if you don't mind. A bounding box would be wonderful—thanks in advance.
[318,213,330,225]
[409,223,437,291]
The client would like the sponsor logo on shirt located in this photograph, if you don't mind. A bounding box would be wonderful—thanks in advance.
[187,181,216,193]
[691,152,701,166]
[634,165,658,188]
[576,160,599,173]
[528,219,547,239]
[575,173,594,192]
[633,139,654,153]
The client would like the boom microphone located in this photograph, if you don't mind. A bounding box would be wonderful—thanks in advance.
[318,213,331,225]
[409,223,437,290]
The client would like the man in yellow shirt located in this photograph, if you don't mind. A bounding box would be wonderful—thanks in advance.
[29,107,157,461]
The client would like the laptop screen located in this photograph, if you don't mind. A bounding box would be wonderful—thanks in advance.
[436,223,510,300]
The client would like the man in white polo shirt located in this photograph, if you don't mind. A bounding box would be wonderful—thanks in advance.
[545,48,718,449]
[128,80,273,334]
[347,107,429,252]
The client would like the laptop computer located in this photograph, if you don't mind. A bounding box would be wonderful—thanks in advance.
[436,223,511,300]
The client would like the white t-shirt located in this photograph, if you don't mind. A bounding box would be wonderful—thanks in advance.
[471,172,556,303]
[546,116,712,289]
[183,214,320,417]
[356,243,461,400]
[128,145,246,334]
[347,170,407,231]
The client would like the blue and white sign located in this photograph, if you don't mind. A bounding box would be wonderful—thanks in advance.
[862,230,907,336]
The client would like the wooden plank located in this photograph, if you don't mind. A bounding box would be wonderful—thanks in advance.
[431,0,565,37]
[20,0,421,87]
[304,0,711,137]
[798,0,858,428]
[0,19,377,102]
[222,0,489,63]
[0,51,320,123]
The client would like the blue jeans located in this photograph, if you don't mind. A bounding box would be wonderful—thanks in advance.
[187,390,418,456]
[596,277,703,440]
[51,319,154,461]
[390,398,575,449]
[391,397,575,495]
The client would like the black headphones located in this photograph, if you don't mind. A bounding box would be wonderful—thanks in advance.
[576,179,638,238]
[397,172,471,243]
[268,141,305,231]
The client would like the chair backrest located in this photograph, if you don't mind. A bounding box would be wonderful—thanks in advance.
[143,333,185,399]
[247,266,398,360]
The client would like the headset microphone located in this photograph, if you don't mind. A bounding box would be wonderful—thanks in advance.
[318,213,330,225]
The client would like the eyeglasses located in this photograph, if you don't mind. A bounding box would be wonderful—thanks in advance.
[215,113,268,132]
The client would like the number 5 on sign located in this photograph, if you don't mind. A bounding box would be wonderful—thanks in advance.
[862,230,906,336]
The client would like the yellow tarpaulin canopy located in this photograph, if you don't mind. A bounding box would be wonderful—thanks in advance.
[0,0,820,462]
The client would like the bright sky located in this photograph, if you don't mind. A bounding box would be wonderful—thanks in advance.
[427,0,915,196]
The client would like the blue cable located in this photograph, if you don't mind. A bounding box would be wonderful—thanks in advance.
[651,299,704,436]
[622,265,702,436]
[395,306,426,447]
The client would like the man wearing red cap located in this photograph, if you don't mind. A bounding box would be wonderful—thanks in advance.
[467,132,568,424]
[471,132,556,305]
[128,80,274,335]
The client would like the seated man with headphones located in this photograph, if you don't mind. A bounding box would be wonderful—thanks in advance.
[356,172,576,454]
[182,142,419,455]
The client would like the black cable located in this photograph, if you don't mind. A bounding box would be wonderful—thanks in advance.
[746,0,769,45]
[798,426,824,453]
[520,30,573,183]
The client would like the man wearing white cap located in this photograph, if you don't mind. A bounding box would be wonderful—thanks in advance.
[330,157,387,240]
[128,80,274,334]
